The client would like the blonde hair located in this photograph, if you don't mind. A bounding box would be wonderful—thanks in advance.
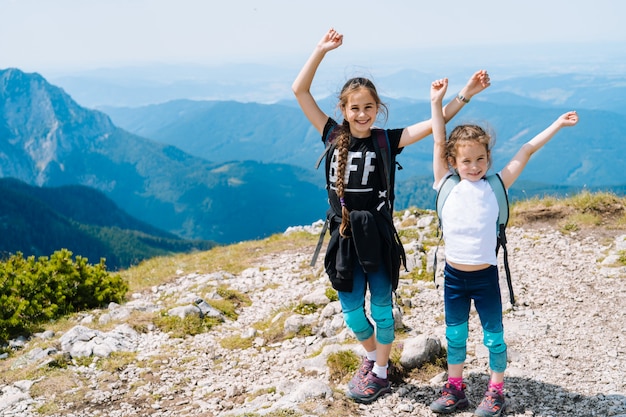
[445,124,495,170]
[334,77,387,238]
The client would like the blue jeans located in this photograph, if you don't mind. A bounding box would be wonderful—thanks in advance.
[444,263,507,373]
[338,259,394,345]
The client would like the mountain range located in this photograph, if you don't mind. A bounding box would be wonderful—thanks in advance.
[99,76,626,189]
[0,68,328,248]
[1,66,626,264]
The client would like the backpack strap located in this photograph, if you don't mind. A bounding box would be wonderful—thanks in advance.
[371,129,392,210]
[433,174,460,283]
[310,215,329,267]
[436,174,460,225]
[311,126,339,266]
[486,174,509,231]
[486,174,515,305]
[314,126,338,170]
[371,129,407,274]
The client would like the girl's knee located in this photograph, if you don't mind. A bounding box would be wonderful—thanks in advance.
[483,329,506,353]
[343,306,374,341]
[484,329,507,372]
[446,322,469,348]
[446,322,469,364]
[370,302,394,344]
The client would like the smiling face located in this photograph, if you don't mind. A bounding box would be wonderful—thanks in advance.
[451,141,491,182]
[341,87,379,138]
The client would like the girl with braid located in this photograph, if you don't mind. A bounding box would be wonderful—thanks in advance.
[292,28,491,404]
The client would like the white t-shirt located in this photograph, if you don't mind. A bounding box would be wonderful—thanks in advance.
[435,174,500,266]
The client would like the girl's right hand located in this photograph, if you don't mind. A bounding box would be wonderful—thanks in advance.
[431,78,448,103]
[318,28,343,52]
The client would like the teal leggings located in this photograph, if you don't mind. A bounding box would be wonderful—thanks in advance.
[338,260,394,345]
[444,263,507,373]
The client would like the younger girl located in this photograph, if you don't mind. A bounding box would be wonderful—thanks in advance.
[429,77,578,416]
[292,28,490,404]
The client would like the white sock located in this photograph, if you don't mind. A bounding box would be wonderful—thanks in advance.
[366,350,377,362]
[372,363,388,379]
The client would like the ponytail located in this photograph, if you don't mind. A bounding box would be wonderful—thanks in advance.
[335,121,351,237]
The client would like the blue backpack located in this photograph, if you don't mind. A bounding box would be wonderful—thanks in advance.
[434,173,515,305]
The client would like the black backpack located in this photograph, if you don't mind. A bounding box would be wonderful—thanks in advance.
[310,127,402,267]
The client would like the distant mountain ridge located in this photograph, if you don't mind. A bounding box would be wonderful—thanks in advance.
[101,74,626,189]
[0,68,328,245]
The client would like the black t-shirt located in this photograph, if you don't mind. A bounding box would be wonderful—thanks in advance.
[322,118,403,214]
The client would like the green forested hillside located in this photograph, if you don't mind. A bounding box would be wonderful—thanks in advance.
[0,178,215,270]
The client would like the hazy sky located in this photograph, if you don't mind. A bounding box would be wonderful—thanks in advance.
[1,0,625,74]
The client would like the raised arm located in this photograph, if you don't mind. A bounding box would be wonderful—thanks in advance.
[291,28,343,134]
[499,111,579,189]
[431,78,450,185]
[399,69,491,148]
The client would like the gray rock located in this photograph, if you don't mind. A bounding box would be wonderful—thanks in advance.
[399,334,442,369]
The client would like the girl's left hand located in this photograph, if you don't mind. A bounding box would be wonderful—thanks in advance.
[558,111,579,127]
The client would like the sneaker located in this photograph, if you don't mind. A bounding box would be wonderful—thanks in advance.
[346,371,391,404]
[347,357,375,390]
[474,389,505,417]
[430,382,469,414]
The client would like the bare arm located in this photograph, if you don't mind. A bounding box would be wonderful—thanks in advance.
[500,111,579,189]
[431,78,449,185]
[291,28,343,135]
[399,69,491,148]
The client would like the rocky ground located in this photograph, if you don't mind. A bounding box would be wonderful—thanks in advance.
[1,207,625,417]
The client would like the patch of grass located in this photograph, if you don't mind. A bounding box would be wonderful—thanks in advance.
[120,231,318,293]
[126,310,158,334]
[153,313,220,338]
[47,353,73,369]
[208,299,238,320]
[97,351,137,373]
[219,335,254,350]
[569,191,623,213]
[325,287,338,302]
[251,310,289,345]
[568,212,602,227]
[404,253,432,282]
[398,227,421,241]
[560,222,580,233]
[0,349,74,386]
[217,286,252,308]
[293,302,320,315]
[295,324,313,338]
[510,191,626,232]
[191,285,254,321]
[327,350,359,384]
[618,250,626,266]
[239,410,302,417]
[30,368,85,404]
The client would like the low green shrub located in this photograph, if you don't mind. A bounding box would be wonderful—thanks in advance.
[0,249,128,342]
